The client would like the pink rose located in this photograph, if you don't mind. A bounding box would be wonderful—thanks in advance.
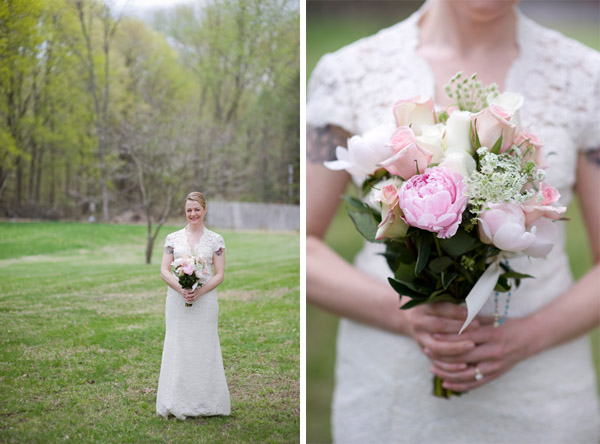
[380,127,433,180]
[515,129,548,169]
[375,183,409,240]
[195,269,203,279]
[471,105,516,153]
[398,166,468,238]
[522,184,566,225]
[182,264,194,275]
[393,96,435,136]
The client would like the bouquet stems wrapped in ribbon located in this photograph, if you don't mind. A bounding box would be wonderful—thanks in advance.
[171,254,210,307]
[325,73,566,398]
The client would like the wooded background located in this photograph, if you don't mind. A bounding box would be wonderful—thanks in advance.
[0,0,300,221]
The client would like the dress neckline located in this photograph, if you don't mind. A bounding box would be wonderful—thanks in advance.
[406,4,529,102]
[184,225,206,252]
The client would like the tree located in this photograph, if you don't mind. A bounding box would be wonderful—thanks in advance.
[116,18,191,263]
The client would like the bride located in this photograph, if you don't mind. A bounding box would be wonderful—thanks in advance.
[156,191,230,419]
[307,0,599,442]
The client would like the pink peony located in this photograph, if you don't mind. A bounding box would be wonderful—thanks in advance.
[380,127,433,180]
[393,96,435,136]
[398,166,468,238]
[182,264,194,275]
[478,204,535,252]
[471,105,516,153]
[478,203,561,257]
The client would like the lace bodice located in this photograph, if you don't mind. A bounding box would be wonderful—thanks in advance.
[164,227,225,271]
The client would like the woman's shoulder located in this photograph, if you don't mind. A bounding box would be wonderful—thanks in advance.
[165,227,185,239]
[204,228,224,242]
[520,13,599,72]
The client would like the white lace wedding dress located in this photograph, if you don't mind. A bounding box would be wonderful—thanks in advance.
[307,6,600,444]
[156,227,230,419]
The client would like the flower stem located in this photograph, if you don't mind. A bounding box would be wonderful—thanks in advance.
[433,234,443,257]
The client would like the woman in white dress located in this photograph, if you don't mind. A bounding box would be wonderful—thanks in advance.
[156,191,230,419]
[307,0,599,442]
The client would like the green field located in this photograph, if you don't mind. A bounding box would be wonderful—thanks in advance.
[0,222,299,443]
[307,11,600,444]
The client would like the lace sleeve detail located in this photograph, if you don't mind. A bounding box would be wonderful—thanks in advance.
[579,60,600,152]
[307,53,356,134]
[214,234,225,256]
[164,234,174,255]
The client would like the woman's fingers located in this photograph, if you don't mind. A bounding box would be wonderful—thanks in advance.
[426,302,469,320]
[429,359,468,372]
[419,333,475,357]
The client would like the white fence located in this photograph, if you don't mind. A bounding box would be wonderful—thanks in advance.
[205,201,299,231]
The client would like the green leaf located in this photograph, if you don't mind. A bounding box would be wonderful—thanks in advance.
[428,292,457,304]
[429,256,454,273]
[471,120,482,150]
[441,272,457,289]
[394,263,417,283]
[388,278,427,300]
[494,275,510,292]
[400,298,427,310]
[347,210,379,242]
[343,195,371,212]
[500,270,534,280]
[439,230,478,257]
[415,233,431,274]
[491,134,503,154]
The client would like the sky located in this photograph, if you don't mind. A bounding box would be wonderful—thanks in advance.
[110,0,194,19]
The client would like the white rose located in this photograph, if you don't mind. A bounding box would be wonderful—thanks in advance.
[439,151,476,179]
[444,111,473,155]
[416,123,445,164]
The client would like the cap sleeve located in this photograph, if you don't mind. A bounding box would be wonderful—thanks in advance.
[214,234,225,254]
[579,77,600,152]
[306,52,356,134]
[164,233,174,250]
[576,51,600,152]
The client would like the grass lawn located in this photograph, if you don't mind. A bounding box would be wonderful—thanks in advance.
[0,222,299,443]
[307,11,600,444]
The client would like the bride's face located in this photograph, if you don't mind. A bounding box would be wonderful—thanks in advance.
[185,200,205,226]
[448,0,518,23]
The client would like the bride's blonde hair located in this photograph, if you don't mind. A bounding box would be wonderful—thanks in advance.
[185,191,207,210]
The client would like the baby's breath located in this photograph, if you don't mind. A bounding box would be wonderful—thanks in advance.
[445,72,499,113]
[467,147,538,215]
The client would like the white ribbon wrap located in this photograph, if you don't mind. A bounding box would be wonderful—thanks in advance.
[458,257,502,335]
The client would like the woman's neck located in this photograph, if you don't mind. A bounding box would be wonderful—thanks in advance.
[416,0,519,105]
[186,224,204,234]
[419,1,518,58]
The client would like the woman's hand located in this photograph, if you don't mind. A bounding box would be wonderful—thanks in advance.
[427,316,536,392]
[404,302,481,373]
[182,286,204,304]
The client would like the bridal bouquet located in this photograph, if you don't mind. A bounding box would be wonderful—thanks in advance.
[171,254,210,307]
[325,73,566,397]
